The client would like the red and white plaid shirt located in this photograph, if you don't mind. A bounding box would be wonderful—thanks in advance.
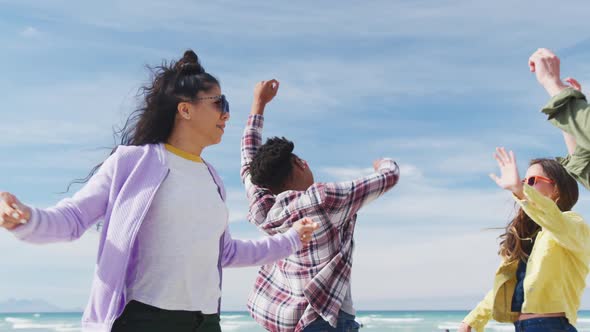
[241,115,400,332]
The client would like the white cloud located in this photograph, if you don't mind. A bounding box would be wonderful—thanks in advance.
[20,26,39,38]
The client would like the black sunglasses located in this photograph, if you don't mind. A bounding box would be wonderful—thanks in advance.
[195,94,229,114]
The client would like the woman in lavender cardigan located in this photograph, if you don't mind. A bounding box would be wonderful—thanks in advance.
[0,50,318,332]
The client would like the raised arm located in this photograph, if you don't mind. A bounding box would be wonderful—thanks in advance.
[529,50,590,189]
[317,158,400,227]
[240,80,280,226]
[530,49,590,150]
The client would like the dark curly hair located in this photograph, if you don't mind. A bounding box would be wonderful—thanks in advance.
[250,137,296,192]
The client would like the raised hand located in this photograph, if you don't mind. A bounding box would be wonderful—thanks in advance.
[253,79,280,106]
[292,217,319,245]
[489,147,523,198]
[0,192,31,230]
[528,48,568,97]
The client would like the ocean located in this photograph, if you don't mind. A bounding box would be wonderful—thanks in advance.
[2,311,590,331]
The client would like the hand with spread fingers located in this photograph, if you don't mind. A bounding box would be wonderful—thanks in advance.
[0,192,31,230]
[292,218,319,245]
[489,147,524,199]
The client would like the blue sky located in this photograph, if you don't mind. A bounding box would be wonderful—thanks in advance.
[2,0,590,311]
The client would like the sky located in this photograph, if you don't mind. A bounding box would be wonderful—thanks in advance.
[2,0,590,312]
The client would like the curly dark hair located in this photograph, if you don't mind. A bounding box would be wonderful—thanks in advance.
[250,137,296,192]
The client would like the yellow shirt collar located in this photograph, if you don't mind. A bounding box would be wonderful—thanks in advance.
[165,144,203,163]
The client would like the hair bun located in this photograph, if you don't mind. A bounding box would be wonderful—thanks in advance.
[175,50,205,74]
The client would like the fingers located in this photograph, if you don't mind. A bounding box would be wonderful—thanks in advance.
[529,48,559,72]
[0,200,26,225]
[509,150,516,165]
[565,77,582,91]
[494,148,506,167]
[488,173,501,186]
[498,147,508,162]
[528,49,544,72]
[265,79,280,95]
[528,55,537,72]
[0,192,28,227]
[297,218,319,244]
[493,152,504,167]
[1,218,21,230]
[494,147,515,165]
[267,79,279,88]
[300,232,313,244]
[373,159,382,170]
[300,218,319,231]
[299,217,312,225]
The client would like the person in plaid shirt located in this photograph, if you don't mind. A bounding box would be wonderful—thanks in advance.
[240,79,401,331]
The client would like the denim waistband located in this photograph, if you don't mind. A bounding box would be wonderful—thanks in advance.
[514,316,570,329]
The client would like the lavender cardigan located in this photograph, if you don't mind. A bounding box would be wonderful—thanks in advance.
[11,143,300,332]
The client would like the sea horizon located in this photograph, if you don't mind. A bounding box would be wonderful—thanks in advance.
[3,310,590,332]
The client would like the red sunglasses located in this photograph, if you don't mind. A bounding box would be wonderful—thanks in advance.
[522,175,555,186]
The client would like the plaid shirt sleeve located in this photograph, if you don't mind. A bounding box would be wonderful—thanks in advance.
[240,114,279,231]
[317,158,400,227]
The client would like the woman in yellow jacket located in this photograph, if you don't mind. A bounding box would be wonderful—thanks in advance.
[459,147,590,332]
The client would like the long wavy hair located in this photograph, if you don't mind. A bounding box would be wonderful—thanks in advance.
[498,158,579,262]
[69,50,219,189]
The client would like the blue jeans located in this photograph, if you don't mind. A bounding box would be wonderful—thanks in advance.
[514,317,577,332]
[303,311,360,332]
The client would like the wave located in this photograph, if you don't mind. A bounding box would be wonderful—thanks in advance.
[5,317,80,331]
[358,316,424,324]
[221,314,248,320]
[220,320,259,331]
[12,323,80,331]
[438,321,513,331]
[437,321,462,330]
[5,317,32,324]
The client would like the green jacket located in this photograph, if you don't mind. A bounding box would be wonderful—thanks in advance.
[542,87,590,190]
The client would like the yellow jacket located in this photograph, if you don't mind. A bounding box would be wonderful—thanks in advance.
[464,185,590,332]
